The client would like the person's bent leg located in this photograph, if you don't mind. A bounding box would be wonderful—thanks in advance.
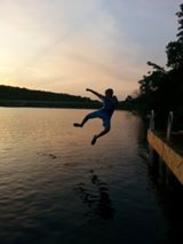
[91,126,110,145]
[91,116,111,145]
[73,111,100,127]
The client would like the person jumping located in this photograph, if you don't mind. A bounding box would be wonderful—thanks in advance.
[73,88,118,145]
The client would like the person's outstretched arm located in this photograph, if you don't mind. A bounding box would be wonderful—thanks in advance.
[86,88,104,100]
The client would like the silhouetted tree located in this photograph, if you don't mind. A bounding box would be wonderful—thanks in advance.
[138,61,166,102]
[166,4,183,69]
[131,3,183,129]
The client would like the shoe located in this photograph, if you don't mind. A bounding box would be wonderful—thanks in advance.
[73,123,82,127]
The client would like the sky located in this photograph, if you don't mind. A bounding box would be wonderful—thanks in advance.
[0,0,182,99]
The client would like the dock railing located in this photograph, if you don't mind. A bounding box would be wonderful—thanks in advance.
[166,111,174,141]
[148,110,183,186]
[149,110,174,141]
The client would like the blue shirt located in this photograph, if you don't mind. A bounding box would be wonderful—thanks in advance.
[101,96,118,117]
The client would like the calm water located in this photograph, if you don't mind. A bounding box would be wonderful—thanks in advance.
[0,108,182,244]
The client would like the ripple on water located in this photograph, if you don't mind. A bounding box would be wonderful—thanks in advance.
[0,108,178,244]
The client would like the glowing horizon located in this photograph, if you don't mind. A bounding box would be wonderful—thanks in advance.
[0,0,182,99]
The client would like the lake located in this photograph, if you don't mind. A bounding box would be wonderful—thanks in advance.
[0,108,182,244]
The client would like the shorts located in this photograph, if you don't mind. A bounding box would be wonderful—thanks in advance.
[87,109,111,129]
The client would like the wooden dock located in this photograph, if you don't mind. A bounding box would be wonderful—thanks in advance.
[147,130,183,185]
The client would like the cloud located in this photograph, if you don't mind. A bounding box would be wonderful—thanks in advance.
[0,0,181,99]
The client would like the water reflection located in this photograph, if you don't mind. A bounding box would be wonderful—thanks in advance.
[149,170,183,244]
[0,108,180,243]
[75,169,114,220]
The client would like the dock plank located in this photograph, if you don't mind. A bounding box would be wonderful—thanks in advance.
[147,130,183,185]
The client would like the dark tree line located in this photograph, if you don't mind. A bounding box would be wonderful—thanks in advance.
[0,85,101,108]
[0,85,90,102]
[127,3,183,130]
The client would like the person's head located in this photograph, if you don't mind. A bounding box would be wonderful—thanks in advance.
[105,88,114,97]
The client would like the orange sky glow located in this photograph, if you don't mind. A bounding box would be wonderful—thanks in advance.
[0,0,182,99]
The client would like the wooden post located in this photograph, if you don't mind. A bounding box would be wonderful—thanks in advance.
[149,148,160,180]
[166,111,173,141]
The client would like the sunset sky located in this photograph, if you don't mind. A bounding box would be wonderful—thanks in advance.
[0,0,182,99]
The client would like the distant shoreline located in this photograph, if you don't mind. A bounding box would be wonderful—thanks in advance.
[0,85,129,111]
[0,99,102,110]
[0,99,133,113]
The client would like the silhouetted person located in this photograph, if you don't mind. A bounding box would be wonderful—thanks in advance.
[73,88,118,145]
